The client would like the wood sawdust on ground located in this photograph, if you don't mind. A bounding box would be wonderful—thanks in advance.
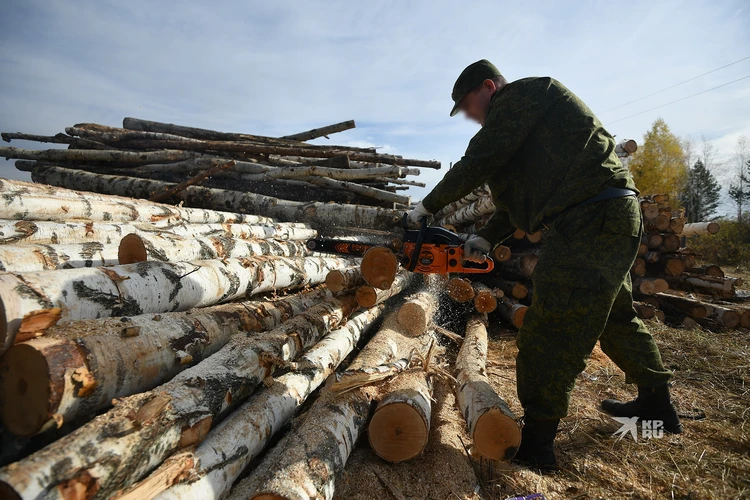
[335,270,750,499]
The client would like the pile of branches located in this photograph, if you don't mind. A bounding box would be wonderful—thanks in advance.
[1,117,441,213]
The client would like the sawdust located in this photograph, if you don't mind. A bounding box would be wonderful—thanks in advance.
[334,315,750,500]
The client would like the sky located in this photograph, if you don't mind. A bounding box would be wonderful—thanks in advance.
[1,0,749,214]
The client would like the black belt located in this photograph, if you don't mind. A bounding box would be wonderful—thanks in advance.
[541,186,637,229]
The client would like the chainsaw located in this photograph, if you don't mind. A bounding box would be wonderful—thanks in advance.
[306,215,494,275]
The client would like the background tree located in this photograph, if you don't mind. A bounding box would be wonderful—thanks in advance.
[681,159,721,222]
[728,135,749,222]
[628,118,687,201]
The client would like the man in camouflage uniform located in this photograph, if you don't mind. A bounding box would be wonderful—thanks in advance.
[408,60,682,471]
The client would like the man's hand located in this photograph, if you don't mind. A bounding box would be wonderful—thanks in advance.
[463,235,491,263]
[406,201,431,227]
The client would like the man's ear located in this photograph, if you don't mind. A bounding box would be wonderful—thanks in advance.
[483,79,497,92]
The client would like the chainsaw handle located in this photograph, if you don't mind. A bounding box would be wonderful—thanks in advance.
[406,216,428,272]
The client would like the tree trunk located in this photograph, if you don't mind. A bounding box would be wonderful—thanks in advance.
[1,146,200,165]
[703,303,741,328]
[0,177,274,225]
[234,164,416,181]
[397,290,437,337]
[280,120,356,141]
[326,267,364,293]
[653,293,709,319]
[0,288,332,437]
[665,273,741,295]
[685,265,724,278]
[681,221,720,236]
[122,117,302,144]
[30,166,404,231]
[455,316,520,461]
[433,184,491,221]
[299,175,410,205]
[355,271,413,308]
[227,312,412,500]
[435,196,496,228]
[360,246,400,290]
[472,282,500,313]
[116,304,384,500]
[0,242,119,272]
[0,296,359,499]
[0,255,350,354]
[118,233,309,264]
[496,297,527,329]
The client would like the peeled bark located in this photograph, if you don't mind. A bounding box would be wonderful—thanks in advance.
[435,196,496,228]
[496,297,527,329]
[228,312,411,500]
[455,316,520,460]
[118,233,309,264]
[356,271,413,308]
[397,290,437,337]
[0,242,119,272]
[30,166,404,231]
[0,288,332,437]
[0,255,349,354]
[280,120,356,141]
[119,304,384,500]
[0,296,359,499]
[681,221,720,236]
[325,267,364,293]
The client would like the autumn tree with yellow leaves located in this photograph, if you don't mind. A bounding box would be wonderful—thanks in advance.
[627,118,688,202]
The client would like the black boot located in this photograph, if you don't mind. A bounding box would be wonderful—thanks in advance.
[601,384,683,434]
[511,416,560,472]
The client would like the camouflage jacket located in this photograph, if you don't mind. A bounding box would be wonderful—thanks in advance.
[422,77,637,245]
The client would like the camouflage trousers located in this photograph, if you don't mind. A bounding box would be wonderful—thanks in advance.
[516,196,672,420]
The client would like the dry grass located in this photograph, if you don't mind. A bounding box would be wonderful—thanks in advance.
[336,310,750,500]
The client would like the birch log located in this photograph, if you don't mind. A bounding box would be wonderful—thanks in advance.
[356,271,413,308]
[360,246,399,290]
[496,297,528,329]
[681,221,720,236]
[325,267,364,293]
[0,296,359,499]
[228,312,411,500]
[447,277,475,303]
[118,233,309,264]
[0,288,331,437]
[280,120,356,141]
[486,276,527,299]
[122,305,384,500]
[456,316,520,460]
[1,145,199,164]
[397,290,437,337]
[436,196,496,228]
[472,282,499,313]
[0,255,349,353]
[0,242,119,272]
[0,220,309,246]
[433,184,491,221]
[30,166,404,231]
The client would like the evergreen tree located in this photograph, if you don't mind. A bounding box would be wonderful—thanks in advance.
[681,159,721,222]
[728,158,750,221]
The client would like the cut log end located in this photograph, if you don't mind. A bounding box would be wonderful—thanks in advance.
[473,408,521,461]
[355,285,378,308]
[118,233,148,264]
[361,247,398,290]
[398,302,429,337]
[0,343,52,437]
[368,401,429,462]
[473,290,497,313]
[447,278,474,303]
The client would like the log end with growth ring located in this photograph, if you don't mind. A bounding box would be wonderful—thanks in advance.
[398,302,429,337]
[0,342,57,436]
[473,290,497,313]
[325,270,347,293]
[473,408,521,461]
[368,401,429,462]
[118,233,148,264]
[447,278,474,303]
[361,247,398,290]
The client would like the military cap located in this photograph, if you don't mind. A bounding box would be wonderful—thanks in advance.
[450,59,503,116]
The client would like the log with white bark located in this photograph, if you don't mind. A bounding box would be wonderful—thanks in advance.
[455,316,520,460]
[685,265,725,277]
[229,164,417,182]
[297,175,411,205]
[703,303,742,328]
[117,304,385,500]
[432,184,491,221]
[435,195,496,228]
[0,242,119,272]
[496,297,528,329]
[1,146,200,165]
[681,221,720,236]
[653,293,709,319]
[280,120,357,141]
[356,271,413,308]
[0,255,350,354]
[665,273,741,296]
[0,288,332,437]
[228,312,413,500]
[325,267,364,293]
[122,117,303,144]
[0,296,359,499]
[397,290,438,337]
[0,219,310,247]
[0,177,274,225]
[117,233,309,264]
[30,166,404,231]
